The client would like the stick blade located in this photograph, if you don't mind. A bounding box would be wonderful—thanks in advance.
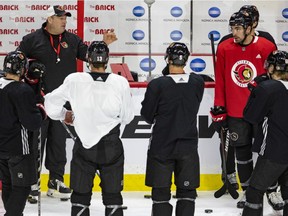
[227,182,239,199]
[214,184,227,198]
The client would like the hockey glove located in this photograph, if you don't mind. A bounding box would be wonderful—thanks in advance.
[210,106,227,133]
[247,74,269,91]
[36,103,47,120]
[64,110,74,125]
[27,61,45,79]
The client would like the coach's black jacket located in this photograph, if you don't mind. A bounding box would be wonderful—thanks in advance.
[18,22,88,94]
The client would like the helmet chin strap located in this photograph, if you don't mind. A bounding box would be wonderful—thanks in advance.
[239,26,252,46]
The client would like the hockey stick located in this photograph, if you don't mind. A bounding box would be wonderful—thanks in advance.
[209,33,216,74]
[61,121,76,141]
[37,129,42,216]
[214,128,239,199]
[60,121,128,210]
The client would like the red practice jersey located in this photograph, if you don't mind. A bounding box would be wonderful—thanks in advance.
[214,36,276,118]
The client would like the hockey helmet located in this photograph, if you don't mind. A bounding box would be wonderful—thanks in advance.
[165,42,190,66]
[239,5,259,23]
[87,41,109,65]
[265,50,288,73]
[229,11,253,29]
[27,60,46,79]
[3,51,27,76]
[228,12,238,29]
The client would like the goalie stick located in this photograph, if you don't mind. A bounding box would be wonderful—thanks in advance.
[60,121,128,210]
[214,128,239,199]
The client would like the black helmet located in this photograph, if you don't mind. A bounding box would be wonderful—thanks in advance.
[3,51,27,76]
[229,11,253,29]
[229,12,238,26]
[265,50,288,73]
[27,60,46,79]
[239,5,259,23]
[87,41,109,66]
[165,42,190,66]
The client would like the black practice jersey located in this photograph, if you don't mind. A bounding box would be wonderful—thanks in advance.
[244,79,288,164]
[141,73,204,159]
[0,78,42,156]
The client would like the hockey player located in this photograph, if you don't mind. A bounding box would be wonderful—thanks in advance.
[210,11,276,209]
[215,5,283,210]
[241,50,288,216]
[141,42,204,216]
[23,60,46,204]
[44,41,134,216]
[0,51,46,216]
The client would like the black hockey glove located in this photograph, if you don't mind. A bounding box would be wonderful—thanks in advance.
[247,74,269,91]
[27,61,45,79]
[210,106,227,133]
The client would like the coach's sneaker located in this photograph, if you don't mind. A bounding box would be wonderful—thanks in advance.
[227,172,239,190]
[266,191,284,211]
[237,191,246,209]
[47,179,71,200]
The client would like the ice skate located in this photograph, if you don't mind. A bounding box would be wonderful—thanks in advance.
[237,191,246,209]
[266,191,284,211]
[47,179,71,201]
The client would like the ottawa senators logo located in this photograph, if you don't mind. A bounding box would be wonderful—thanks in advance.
[61,42,68,48]
[231,60,257,87]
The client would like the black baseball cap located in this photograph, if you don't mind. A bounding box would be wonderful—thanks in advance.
[47,5,71,17]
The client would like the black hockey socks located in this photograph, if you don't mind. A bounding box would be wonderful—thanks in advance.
[175,188,196,216]
[242,186,264,216]
[151,187,172,216]
[176,199,195,216]
[102,192,123,216]
[105,205,123,216]
[71,203,90,216]
[71,191,91,216]
[235,145,253,190]
[152,202,173,216]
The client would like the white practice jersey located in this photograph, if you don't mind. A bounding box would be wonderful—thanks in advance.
[44,72,134,149]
